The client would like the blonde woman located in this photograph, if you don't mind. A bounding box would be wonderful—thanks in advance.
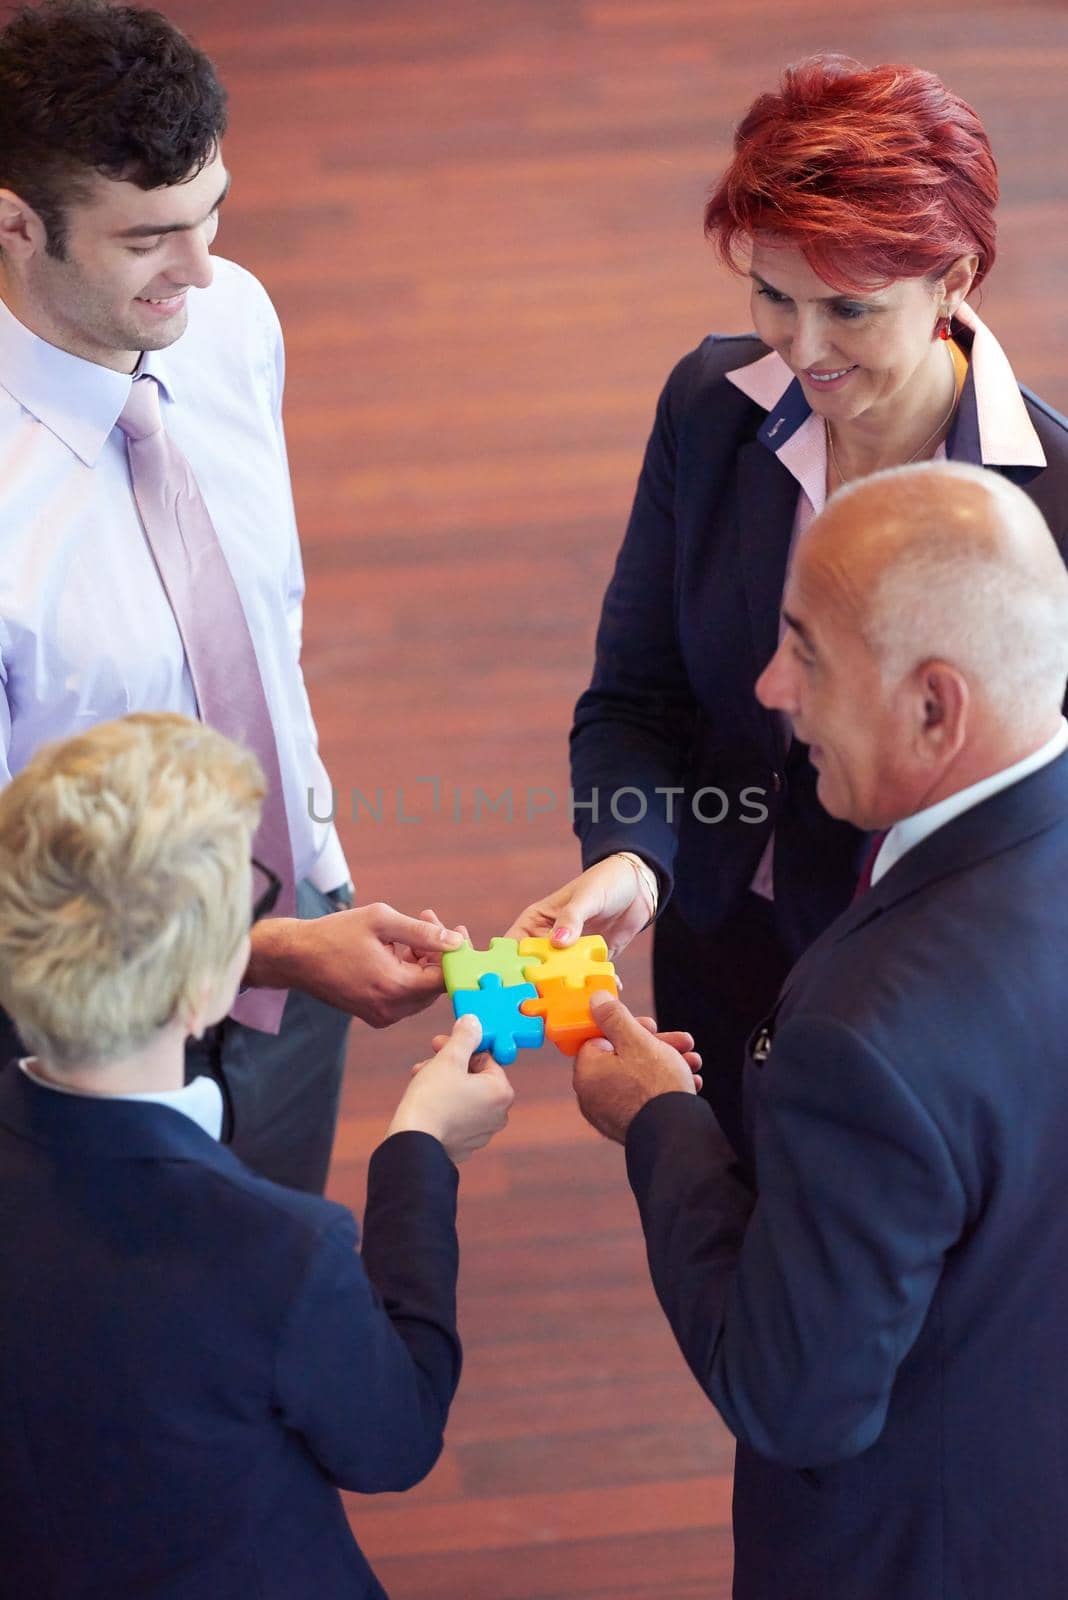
[0,712,512,1600]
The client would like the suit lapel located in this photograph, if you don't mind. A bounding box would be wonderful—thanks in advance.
[779,750,1068,1011]
[945,343,981,465]
[736,440,798,764]
[736,441,797,671]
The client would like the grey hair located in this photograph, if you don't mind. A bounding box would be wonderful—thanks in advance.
[831,461,1068,729]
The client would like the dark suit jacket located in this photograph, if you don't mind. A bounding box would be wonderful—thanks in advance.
[625,750,1068,1599]
[0,1069,462,1600]
[571,330,1068,960]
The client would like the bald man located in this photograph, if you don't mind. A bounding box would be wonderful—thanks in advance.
[573,461,1068,1600]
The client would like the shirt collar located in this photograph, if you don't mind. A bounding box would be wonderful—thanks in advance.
[0,292,178,466]
[138,345,178,404]
[873,718,1068,886]
[17,1059,223,1141]
[724,302,1046,472]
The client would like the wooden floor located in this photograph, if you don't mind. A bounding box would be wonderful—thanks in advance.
[169,2,1067,1593]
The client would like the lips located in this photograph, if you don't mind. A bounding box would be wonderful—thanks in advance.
[137,291,187,311]
[805,365,858,383]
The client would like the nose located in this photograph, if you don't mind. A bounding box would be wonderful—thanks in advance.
[788,309,830,375]
[170,226,214,291]
[755,639,795,714]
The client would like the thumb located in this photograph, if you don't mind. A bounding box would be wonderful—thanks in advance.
[375,907,464,954]
[549,894,594,947]
[435,1011,483,1070]
[587,988,643,1049]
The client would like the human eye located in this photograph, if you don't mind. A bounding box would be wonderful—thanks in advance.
[756,284,790,306]
[128,241,162,257]
[831,301,869,321]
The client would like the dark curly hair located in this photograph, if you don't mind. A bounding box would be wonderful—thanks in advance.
[0,0,227,258]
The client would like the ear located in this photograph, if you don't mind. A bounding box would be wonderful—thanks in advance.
[935,253,980,318]
[177,973,217,1042]
[0,189,48,262]
[912,659,969,766]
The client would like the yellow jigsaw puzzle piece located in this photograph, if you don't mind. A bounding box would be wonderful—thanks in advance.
[519,934,616,992]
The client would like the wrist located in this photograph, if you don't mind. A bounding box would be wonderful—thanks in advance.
[614,851,660,926]
[386,1105,441,1145]
[244,916,303,989]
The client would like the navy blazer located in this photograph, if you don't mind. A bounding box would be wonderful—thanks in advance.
[0,1071,461,1600]
[571,330,1068,959]
[626,750,1068,1599]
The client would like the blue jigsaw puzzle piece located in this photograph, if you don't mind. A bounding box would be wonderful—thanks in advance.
[450,973,544,1066]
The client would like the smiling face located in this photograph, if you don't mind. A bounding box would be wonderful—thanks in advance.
[748,239,950,430]
[6,146,228,374]
[755,519,919,831]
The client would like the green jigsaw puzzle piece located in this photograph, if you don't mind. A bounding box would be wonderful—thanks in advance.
[442,936,544,995]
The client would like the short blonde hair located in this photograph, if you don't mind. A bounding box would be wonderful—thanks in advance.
[0,713,264,1067]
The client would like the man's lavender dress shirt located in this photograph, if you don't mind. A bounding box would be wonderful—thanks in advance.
[0,255,348,895]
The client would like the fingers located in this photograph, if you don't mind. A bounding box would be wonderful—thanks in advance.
[503,908,543,942]
[625,1017,694,1054]
[654,1029,695,1054]
[475,1059,516,1103]
[395,960,448,996]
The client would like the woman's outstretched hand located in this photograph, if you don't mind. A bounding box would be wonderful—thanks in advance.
[504,855,655,960]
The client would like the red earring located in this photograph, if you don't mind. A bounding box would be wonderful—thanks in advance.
[937,313,953,341]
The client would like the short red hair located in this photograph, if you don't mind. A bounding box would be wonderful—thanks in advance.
[704,55,998,292]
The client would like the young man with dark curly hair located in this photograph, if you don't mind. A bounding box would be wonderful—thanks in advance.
[0,0,464,1193]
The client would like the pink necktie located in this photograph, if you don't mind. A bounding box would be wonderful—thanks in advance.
[118,375,293,1033]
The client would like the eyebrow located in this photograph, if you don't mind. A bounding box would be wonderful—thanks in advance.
[749,271,875,307]
[782,608,818,652]
[113,174,231,240]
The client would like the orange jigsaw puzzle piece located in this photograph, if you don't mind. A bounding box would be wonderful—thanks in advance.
[520,973,618,1056]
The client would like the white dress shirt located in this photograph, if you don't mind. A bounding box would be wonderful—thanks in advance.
[872,719,1068,885]
[17,1059,223,1140]
[0,257,347,891]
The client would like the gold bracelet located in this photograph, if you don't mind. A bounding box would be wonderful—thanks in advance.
[615,850,659,929]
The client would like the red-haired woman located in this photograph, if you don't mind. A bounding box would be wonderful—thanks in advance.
[510,56,1068,1150]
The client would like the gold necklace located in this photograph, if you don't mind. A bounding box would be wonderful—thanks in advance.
[825,345,959,487]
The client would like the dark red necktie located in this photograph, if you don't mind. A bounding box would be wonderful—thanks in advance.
[853,831,889,901]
